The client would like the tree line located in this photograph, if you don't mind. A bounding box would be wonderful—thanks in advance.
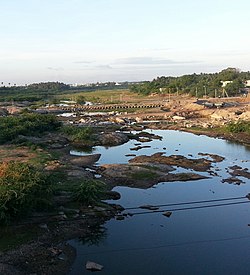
[129,68,250,97]
[0,82,70,102]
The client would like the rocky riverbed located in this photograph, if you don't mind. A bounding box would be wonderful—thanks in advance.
[0,115,249,274]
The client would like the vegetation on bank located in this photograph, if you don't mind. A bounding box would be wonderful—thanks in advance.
[61,125,94,144]
[0,113,61,144]
[0,161,52,224]
[0,113,106,224]
[225,120,250,134]
[73,179,107,206]
[0,160,108,224]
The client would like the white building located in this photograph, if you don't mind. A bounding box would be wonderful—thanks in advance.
[244,80,250,87]
[221,81,233,87]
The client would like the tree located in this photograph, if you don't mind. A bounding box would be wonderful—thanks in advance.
[225,79,244,96]
[218,68,240,81]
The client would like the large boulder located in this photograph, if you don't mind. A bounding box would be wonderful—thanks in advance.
[70,154,101,167]
[97,132,129,146]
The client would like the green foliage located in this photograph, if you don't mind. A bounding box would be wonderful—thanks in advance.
[0,82,70,102]
[73,180,107,205]
[76,95,86,104]
[130,68,250,98]
[219,67,240,81]
[225,79,244,96]
[0,161,52,224]
[27,82,70,91]
[0,113,61,144]
[225,121,250,133]
[61,125,94,143]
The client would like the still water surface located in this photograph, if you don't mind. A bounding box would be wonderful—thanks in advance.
[69,130,250,275]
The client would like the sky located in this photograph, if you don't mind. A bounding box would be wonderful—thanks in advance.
[0,0,250,85]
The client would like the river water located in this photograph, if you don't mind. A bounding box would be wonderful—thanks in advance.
[69,130,250,275]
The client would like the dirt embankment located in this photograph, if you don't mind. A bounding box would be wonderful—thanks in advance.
[115,96,250,145]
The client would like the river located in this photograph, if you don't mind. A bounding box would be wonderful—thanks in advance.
[69,130,250,275]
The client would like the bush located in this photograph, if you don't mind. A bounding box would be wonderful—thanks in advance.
[73,180,106,205]
[0,113,61,144]
[61,125,93,143]
[0,161,52,223]
[226,121,250,133]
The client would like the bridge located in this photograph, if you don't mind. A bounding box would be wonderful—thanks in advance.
[61,102,165,112]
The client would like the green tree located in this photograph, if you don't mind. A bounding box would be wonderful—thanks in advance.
[225,79,244,96]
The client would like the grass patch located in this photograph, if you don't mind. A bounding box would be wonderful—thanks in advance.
[57,89,147,104]
[130,170,157,180]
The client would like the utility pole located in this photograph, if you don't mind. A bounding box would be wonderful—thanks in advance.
[215,89,217,98]
[204,86,207,97]
[195,87,198,98]
[222,88,225,98]
[168,88,171,102]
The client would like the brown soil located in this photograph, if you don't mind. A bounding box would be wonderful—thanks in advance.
[0,146,39,163]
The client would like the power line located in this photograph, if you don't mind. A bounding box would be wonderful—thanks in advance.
[125,200,250,216]
[78,234,250,255]
[12,195,250,226]
[123,195,248,211]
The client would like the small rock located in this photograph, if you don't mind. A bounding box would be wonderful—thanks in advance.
[58,252,67,261]
[163,211,172,217]
[116,215,125,220]
[86,261,103,271]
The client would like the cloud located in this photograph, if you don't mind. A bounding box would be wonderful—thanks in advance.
[114,57,201,65]
[95,64,113,69]
[74,60,94,64]
[78,64,113,70]
[47,67,64,71]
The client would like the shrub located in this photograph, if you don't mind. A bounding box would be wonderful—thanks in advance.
[0,161,52,223]
[226,121,250,133]
[61,125,93,143]
[0,113,61,144]
[73,180,106,205]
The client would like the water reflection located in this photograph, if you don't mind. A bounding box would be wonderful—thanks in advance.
[77,225,107,247]
[68,130,250,275]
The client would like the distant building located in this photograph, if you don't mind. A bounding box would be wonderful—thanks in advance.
[221,81,233,87]
[244,80,250,87]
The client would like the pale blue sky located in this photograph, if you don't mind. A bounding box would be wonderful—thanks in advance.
[0,0,250,85]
